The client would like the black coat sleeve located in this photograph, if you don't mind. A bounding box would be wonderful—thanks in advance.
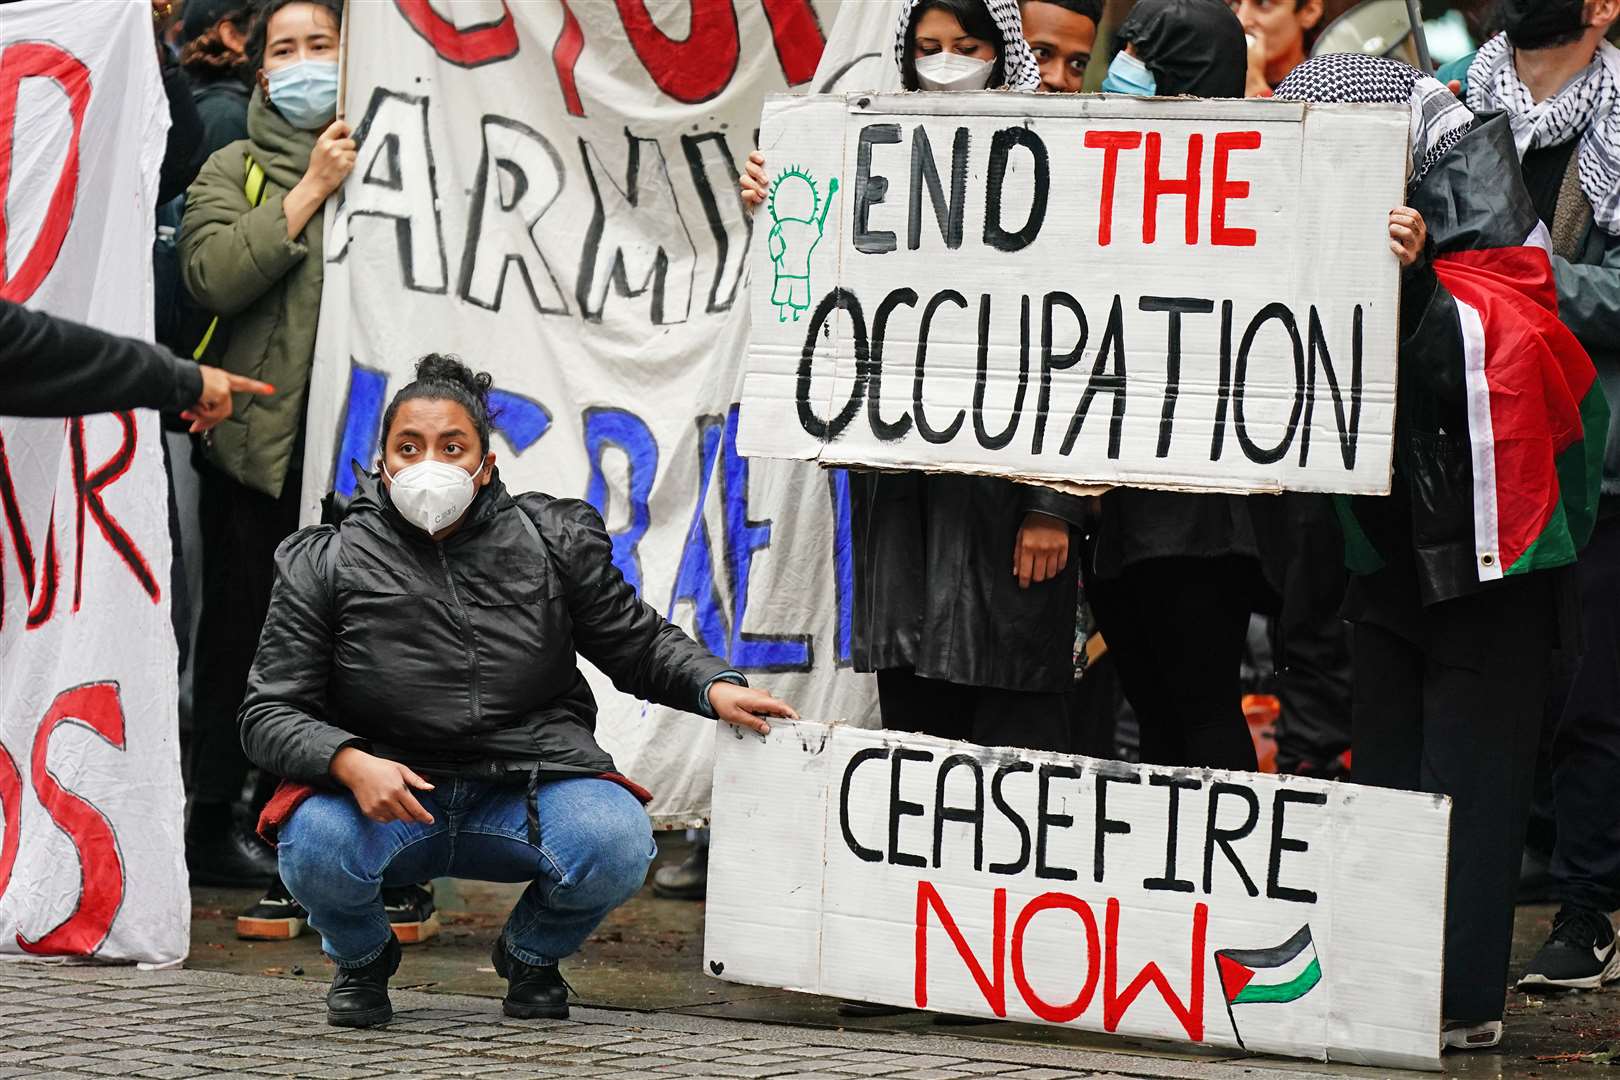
[1015,482,1088,527]
[239,527,364,784]
[0,300,203,418]
[544,498,730,713]
[157,56,207,204]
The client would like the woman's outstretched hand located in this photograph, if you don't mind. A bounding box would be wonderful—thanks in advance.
[709,681,798,736]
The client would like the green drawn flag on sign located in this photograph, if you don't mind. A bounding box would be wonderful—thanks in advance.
[1216,925,1322,1045]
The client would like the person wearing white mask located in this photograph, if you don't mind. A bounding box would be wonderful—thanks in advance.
[178,0,358,934]
[742,0,1087,773]
[240,354,797,1028]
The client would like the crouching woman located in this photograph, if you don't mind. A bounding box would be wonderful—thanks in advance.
[239,354,795,1029]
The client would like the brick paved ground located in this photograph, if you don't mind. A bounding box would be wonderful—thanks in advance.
[0,963,1362,1080]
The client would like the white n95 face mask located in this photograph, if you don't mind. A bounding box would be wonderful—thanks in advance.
[384,460,478,535]
[914,52,994,92]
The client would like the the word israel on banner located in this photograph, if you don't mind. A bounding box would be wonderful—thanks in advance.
[704,722,1452,1071]
[737,93,1410,496]
[0,0,188,965]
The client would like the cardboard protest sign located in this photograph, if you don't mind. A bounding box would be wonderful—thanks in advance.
[0,1,188,965]
[307,0,881,825]
[706,722,1450,1070]
[738,94,1410,495]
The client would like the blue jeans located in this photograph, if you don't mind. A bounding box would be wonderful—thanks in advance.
[278,777,654,969]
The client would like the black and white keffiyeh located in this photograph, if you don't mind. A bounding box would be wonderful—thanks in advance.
[893,0,1041,92]
[1467,32,1620,234]
[1275,53,1475,187]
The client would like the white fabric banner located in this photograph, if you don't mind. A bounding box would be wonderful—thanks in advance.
[0,1,188,965]
[306,0,888,824]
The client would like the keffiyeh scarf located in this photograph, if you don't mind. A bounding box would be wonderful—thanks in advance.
[1275,53,1475,188]
[1467,32,1620,235]
[893,0,1041,92]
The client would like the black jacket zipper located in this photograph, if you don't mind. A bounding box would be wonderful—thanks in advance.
[437,542,483,730]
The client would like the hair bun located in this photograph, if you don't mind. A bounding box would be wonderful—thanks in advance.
[414,353,493,402]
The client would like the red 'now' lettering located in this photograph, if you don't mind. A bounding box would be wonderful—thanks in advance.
[1085,129,1262,249]
[15,682,128,957]
[914,881,1207,1041]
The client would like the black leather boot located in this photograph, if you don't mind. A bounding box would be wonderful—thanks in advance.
[186,803,277,886]
[491,938,569,1019]
[327,935,401,1028]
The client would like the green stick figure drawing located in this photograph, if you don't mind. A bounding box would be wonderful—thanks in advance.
[767,166,839,323]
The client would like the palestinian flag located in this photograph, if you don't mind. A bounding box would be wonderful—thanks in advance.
[1435,219,1606,580]
[1418,117,1607,582]
[1217,925,1322,1008]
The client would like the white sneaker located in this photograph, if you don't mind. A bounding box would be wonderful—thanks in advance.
[1442,1020,1503,1051]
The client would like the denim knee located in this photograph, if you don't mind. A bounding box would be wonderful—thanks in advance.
[554,804,653,911]
[277,794,379,904]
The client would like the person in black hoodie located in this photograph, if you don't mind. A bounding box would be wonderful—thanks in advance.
[1084,0,1278,774]
[240,355,796,1029]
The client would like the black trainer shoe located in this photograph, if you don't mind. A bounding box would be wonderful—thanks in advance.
[1517,904,1620,992]
[491,939,569,1019]
[187,810,277,887]
[327,935,401,1028]
[236,875,308,941]
[382,883,439,944]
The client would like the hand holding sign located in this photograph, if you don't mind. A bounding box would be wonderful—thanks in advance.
[1388,207,1427,268]
[740,150,768,210]
[708,682,798,736]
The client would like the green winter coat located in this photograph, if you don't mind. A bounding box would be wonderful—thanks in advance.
[180,92,323,498]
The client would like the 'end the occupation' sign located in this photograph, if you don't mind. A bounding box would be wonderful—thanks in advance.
[738,94,1409,495]
[705,722,1450,1071]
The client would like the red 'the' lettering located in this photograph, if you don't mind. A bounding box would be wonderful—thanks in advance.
[0,41,92,303]
[1103,898,1207,1041]
[915,881,1008,1016]
[1011,892,1100,1024]
[0,740,20,906]
[1084,131,1143,247]
[17,682,127,956]
[1143,132,1203,245]
[1212,131,1261,247]
[0,429,60,631]
[70,414,158,613]
[392,0,520,68]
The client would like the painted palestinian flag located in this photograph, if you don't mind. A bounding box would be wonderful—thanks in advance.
[1217,925,1322,1008]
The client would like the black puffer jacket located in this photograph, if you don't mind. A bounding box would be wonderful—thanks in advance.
[239,471,731,785]
[853,472,1085,693]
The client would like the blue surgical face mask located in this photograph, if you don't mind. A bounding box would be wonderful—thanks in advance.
[266,59,339,130]
[1101,50,1157,96]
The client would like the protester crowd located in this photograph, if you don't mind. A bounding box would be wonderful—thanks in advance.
[2,0,1617,1053]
